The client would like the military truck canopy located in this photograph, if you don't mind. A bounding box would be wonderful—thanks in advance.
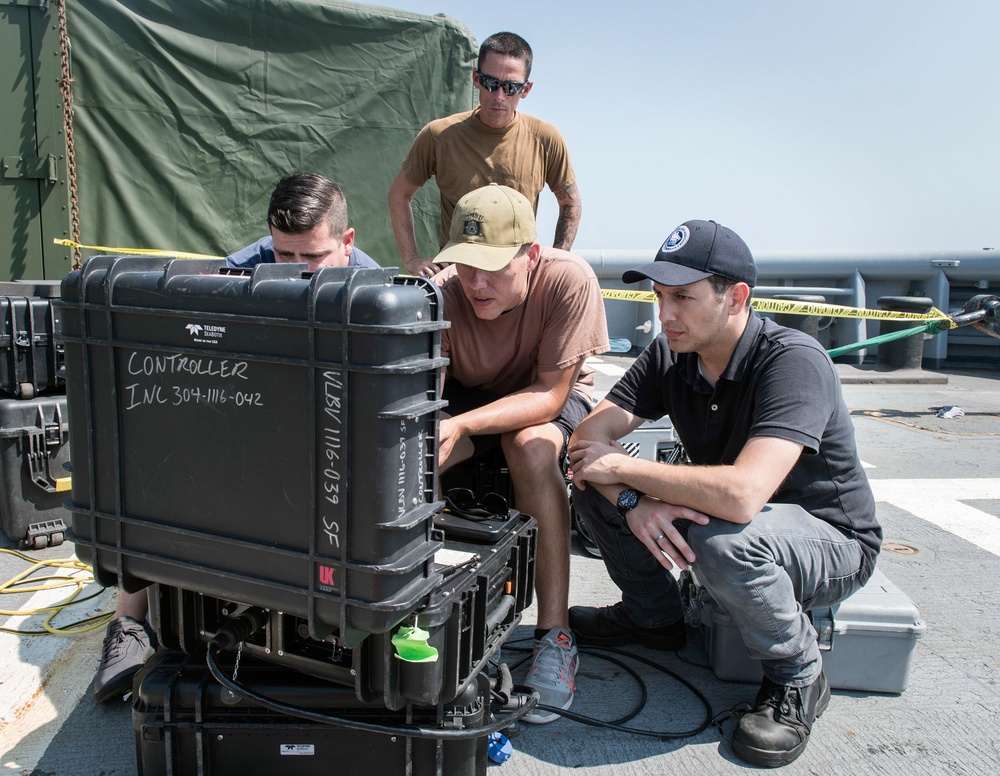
[62,0,474,269]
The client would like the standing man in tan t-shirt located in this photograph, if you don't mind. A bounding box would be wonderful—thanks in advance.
[388,31,582,278]
[432,184,609,724]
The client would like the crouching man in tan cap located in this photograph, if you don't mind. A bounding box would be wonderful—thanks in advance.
[432,184,609,723]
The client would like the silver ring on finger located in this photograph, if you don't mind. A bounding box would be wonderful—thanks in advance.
[654,533,665,542]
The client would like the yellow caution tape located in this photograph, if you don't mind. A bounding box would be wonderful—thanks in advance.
[600,288,950,322]
[54,239,224,261]
[751,297,950,321]
[601,289,659,303]
[51,241,952,325]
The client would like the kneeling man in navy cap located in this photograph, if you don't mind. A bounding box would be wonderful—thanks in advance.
[568,220,881,766]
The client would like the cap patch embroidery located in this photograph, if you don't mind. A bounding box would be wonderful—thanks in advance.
[661,225,690,253]
[463,213,485,236]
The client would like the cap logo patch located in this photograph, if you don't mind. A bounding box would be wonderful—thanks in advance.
[461,211,486,236]
[661,226,690,253]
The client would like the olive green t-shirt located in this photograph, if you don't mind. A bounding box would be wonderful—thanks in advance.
[402,108,576,248]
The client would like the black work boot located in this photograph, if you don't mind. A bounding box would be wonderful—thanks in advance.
[732,671,830,767]
[569,602,686,650]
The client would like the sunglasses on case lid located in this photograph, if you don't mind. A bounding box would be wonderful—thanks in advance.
[444,487,511,521]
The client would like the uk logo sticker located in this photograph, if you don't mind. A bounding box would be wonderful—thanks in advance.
[318,564,336,591]
[661,225,690,253]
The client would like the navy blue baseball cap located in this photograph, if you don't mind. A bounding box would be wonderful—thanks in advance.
[622,220,757,288]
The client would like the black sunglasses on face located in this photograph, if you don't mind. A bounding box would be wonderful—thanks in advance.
[475,69,529,96]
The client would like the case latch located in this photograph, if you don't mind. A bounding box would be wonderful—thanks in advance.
[28,414,70,493]
[814,610,835,651]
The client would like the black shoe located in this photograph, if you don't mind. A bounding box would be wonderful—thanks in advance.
[93,616,156,703]
[732,671,831,768]
[568,602,686,650]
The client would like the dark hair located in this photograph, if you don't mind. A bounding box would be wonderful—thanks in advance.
[709,275,752,309]
[478,32,533,80]
[266,172,348,236]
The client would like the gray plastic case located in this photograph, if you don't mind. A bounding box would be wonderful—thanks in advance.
[689,565,926,694]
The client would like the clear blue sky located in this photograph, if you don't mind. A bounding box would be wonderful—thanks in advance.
[373,0,999,254]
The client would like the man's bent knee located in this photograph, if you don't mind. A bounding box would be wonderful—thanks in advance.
[687,520,750,575]
[501,423,563,470]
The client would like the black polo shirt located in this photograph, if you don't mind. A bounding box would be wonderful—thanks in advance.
[607,313,881,571]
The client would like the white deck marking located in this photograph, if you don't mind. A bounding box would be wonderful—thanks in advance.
[870,478,1000,557]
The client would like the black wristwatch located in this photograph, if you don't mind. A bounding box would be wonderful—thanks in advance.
[616,488,642,518]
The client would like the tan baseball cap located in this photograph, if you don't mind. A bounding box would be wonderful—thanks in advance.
[434,184,537,271]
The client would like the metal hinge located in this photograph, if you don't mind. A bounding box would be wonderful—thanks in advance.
[2,155,58,184]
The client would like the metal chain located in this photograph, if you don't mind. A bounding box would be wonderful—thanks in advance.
[55,1,82,269]
[232,641,243,682]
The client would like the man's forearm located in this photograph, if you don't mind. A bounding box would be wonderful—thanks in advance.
[587,480,629,511]
[553,209,581,251]
[387,172,430,272]
[388,196,422,270]
[552,183,582,251]
[598,451,774,524]
[451,387,567,440]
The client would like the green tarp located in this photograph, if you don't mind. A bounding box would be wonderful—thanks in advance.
[67,0,476,264]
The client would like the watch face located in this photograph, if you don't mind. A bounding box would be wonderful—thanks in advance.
[617,489,639,512]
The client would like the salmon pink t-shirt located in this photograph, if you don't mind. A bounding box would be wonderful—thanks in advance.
[437,248,609,400]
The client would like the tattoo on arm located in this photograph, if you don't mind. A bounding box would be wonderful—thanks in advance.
[553,183,582,250]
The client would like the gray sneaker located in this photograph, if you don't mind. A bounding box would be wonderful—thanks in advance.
[523,626,578,724]
[93,616,155,703]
